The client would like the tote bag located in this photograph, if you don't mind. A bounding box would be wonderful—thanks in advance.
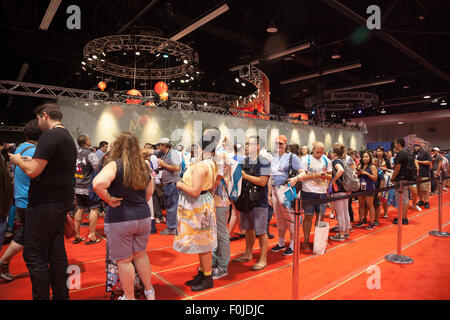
[313,215,329,255]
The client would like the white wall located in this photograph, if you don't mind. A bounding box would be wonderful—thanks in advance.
[354,110,450,149]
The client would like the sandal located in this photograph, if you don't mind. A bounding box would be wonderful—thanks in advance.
[250,264,267,271]
[231,256,251,263]
[72,237,86,244]
[85,238,101,245]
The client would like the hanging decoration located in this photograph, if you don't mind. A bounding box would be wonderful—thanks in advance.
[126,89,142,104]
[160,91,169,101]
[98,81,107,91]
[154,81,168,95]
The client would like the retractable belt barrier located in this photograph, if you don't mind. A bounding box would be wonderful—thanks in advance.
[291,175,450,300]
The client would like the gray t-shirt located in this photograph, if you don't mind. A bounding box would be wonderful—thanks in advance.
[432,154,443,171]
[160,149,181,185]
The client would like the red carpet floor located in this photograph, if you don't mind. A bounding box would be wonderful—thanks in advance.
[1,191,449,300]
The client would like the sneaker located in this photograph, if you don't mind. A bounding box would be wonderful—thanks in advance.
[424,202,430,209]
[366,224,376,230]
[155,218,161,224]
[160,228,176,235]
[416,200,425,207]
[185,271,204,286]
[270,244,286,252]
[329,213,335,219]
[383,214,389,219]
[118,295,134,300]
[393,218,398,224]
[330,234,346,241]
[0,263,14,281]
[415,206,423,211]
[344,234,350,239]
[355,221,366,228]
[330,226,340,233]
[212,267,228,280]
[282,247,294,256]
[402,218,409,225]
[267,233,274,239]
[373,220,380,226]
[144,287,155,300]
[191,274,213,292]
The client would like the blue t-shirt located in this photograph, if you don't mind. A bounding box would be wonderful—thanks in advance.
[14,142,37,208]
[270,152,302,186]
[243,156,271,207]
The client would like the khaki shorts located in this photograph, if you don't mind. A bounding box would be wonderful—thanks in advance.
[418,178,431,193]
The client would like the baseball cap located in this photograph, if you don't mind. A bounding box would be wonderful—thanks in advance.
[157,137,170,145]
[432,147,440,152]
[275,135,288,144]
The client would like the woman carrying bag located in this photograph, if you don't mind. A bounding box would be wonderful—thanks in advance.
[174,133,218,292]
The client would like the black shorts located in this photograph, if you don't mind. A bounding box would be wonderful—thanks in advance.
[76,194,100,210]
[13,207,26,246]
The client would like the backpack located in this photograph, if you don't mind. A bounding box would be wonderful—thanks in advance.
[234,159,259,213]
[405,153,417,182]
[335,159,360,192]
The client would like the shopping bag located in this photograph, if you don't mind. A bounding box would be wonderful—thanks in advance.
[313,215,329,255]
[64,213,76,240]
[283,183,297,209]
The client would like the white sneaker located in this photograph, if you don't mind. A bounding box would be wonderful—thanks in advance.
[212,267,228,280]
[415,206,423,211]
[118,295,134,300]
[144,287,155,300]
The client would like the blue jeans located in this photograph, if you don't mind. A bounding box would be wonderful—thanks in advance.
[23,201,71,300]
[212,206,230,272]
[163,183,179,230]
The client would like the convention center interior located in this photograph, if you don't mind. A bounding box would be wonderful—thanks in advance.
[0,0,449,301]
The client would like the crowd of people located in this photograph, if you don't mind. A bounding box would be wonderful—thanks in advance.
[0,101,449,300]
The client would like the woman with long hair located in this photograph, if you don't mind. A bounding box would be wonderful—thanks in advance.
[93,132,155,300]
[174,133,218,292]
[355,151,378,230]
[375,146,392,218]
[0,155,14,246]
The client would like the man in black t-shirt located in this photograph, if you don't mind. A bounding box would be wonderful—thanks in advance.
[391,137,410,225]
[232,136,270,271]
[414,144,432,209]
[9,102,77,300]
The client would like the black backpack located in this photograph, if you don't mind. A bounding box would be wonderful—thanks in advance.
[234,160,261,213]
[405,152,417,182]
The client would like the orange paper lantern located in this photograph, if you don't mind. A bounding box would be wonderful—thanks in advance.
[98,81,107,91]
[126,89,142,104]
[154,81,168,95]
[160,92,169,101]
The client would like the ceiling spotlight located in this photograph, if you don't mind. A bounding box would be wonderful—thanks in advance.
[418,15,425,20]
[358,110,362,114]
[183,59,189,64]
[196,71,200,75]
[204,102,208,106]
[163,54,169,58]
[155,53,160,57]
[441,100,447,106]
[402,84,410,89]
[311,110,315,115]
[266,20,278,33]
[252,94,257,98]
[135,51,140,56]
[241,82,246,87]
[380,109,386,114]
[424,95,431,99]
[180,79,185,83]
[92,55,98,59]
[171,80,175,83]
[398,121,404,124]
[235,78,240,83]
[100,59,105,62]
[81,61,86,65]
[87,57,92,61]
[190,77,194,80]
[101,51,106,57]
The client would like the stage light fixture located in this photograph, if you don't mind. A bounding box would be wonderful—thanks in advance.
[241,82,246,87]
[424,95,431,99]
[358,110,362,114]
[380,109,386,114]
[155,53,161,57]
[92,55,98,59]
[266,20,278,33]
[81,61,86,65]
[87,57,92,61]
[204,102,208,106]
[135,51,140,56]
[163,54,169,58]
[235,78,240,83]
[183,59,189,64]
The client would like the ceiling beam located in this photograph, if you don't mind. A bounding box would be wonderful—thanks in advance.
[39,0,62,31]
[117,0,160,34]
[319,0,450,83]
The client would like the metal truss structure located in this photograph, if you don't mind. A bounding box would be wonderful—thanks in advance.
[0,79,361,131]
[0,126,23,132]
[83,34,199,80]
[235,64,267,108]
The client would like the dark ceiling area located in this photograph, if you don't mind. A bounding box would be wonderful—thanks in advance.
[1,0,449,126]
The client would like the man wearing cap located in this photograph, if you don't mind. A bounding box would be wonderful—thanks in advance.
[268,135,302,256]
[157,138,181,235]
[414,143,432,209]
[431,147,443,194]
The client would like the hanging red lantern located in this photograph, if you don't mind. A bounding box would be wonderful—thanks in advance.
[98,81,107,91]
[126,89,142,104]
[154,81,168,95]
[160,91,169,101]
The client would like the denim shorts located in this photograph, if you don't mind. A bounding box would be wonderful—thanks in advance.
[104,217,151,261]
[301,191,327,215]
[240,207,268,236]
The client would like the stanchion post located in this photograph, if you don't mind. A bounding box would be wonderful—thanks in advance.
[385,181,414,264]
[429,175,450,237]
[292,197,302,300]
